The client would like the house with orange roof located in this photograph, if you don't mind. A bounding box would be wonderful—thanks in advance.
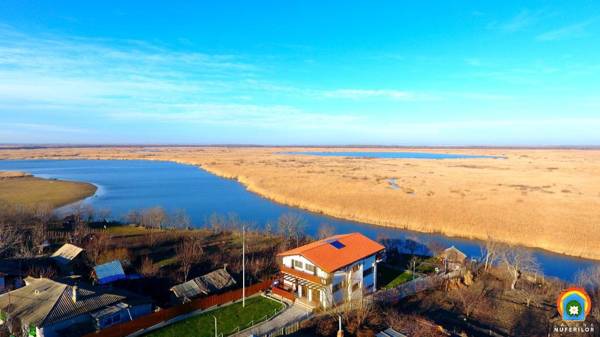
[273,233,385,309]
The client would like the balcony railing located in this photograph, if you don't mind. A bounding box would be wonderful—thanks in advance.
[280,266,330,285]
[272,285,296,302]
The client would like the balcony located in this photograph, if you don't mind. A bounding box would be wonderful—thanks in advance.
[280,266,327,285]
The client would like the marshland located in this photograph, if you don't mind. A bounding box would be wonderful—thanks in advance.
[0,146,598,262]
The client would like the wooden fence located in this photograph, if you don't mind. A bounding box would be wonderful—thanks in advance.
[271,286,296,303]
[83,279,272,337]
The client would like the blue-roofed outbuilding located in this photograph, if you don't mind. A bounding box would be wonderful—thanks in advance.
[94,260,126,285]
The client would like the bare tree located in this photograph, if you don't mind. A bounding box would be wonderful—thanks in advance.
[125,209,141,225]
[86,232,111,265]
[140,207,167,246]
[141,206,167,230]
[317,223,335,239]
[33,203,53,225]
[385,310,447,337]
[176,237,203,282]
[449,278,497,320]
[0,223,21,257]
[71,203,95,226]
[277,213,306,248]
[501,246,539,290]
[576,264,600,321]
[337,298,374,334]
[170,208,191,230]
[30,222,48,255]
[96,208,112,222]
[480,236,501,272]
[139,256,159,277]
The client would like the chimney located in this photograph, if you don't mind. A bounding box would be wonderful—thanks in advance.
[72,285,78,303]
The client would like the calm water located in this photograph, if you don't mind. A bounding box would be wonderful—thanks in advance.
[0,159,594,281]
[284,151,503,159]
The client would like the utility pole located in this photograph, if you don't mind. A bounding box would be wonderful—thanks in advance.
[213,315,218,337]
[337,315,344,337]
[242,223,246,308]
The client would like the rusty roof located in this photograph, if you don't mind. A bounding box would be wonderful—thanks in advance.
[277,233,385,273]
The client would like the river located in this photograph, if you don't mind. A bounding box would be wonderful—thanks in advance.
[0,159,594,281]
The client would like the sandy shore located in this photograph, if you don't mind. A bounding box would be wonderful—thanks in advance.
[0,146,599,260]
[0,171,32,179]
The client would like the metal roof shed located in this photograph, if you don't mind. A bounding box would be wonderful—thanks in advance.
[94,260,126,285]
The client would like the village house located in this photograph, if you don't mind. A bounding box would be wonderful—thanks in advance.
[273,233,385,309]
[0,277,152,337]
[438,246,467,272]
[169,267,236,303]
[0,258,56,294]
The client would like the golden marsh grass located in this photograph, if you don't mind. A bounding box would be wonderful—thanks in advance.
[0,172,97,208]
[0,146,598,260]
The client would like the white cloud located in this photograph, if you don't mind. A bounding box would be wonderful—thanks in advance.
[323,89,415,100]
[537,19,596,41]
[489,9,551,33]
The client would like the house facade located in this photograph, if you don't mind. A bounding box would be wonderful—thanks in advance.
[0,277,152,337]
[274,233,384,309]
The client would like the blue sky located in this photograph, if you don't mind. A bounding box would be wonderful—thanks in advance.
[0,1,599,145]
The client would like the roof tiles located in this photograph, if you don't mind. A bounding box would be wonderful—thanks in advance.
[277,233,385,273]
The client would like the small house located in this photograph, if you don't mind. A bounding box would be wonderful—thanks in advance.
[0,277,152,337]
[170,267,236,303]
[439,246,467,271]
[93,260,126,285]
[50,243,83,266]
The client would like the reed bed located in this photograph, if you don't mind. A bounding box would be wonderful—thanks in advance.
[1,146,598,260]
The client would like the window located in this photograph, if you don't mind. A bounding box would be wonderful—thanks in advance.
[327,239,346,249]
[351,264,361,272]
[363,267,373,277]
[305,263,315,274]
[293,260,303,269]
[352,282,360,292]
[332,282,343,293]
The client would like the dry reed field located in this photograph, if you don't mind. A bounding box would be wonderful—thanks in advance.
[0,171,97,208]
[0,146,599,260]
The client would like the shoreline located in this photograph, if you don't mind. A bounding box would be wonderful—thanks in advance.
[0,147,598,261]
[197,163,599,262]
[0,170,97,209]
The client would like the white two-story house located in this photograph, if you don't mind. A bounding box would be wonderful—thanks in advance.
[274,233,385,309]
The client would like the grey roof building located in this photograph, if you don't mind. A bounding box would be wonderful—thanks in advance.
[170,268,236,302]
[50,243,84,266]
[0,277,152,337]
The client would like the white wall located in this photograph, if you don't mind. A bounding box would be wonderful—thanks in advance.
[281,255,328,278]
[282,252,381,308]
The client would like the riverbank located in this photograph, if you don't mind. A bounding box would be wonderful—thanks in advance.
[0,170,97,208]
[0,146,598,260]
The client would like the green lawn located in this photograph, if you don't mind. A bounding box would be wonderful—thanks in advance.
[144,296,284,337]
[378,264,414,289]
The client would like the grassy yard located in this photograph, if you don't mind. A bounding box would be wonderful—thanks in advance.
[0,175,96,208]
[144,296,284,337]
[378,264,414,289]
